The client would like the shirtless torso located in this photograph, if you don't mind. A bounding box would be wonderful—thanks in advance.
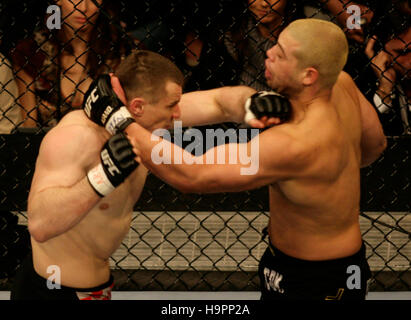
[29,110,148,288]
[268,72,364,260]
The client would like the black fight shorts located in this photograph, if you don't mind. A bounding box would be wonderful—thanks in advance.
[10,254,114,300]
[258,242,371,301]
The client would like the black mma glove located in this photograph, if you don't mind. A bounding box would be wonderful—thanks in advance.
[83,74,135,134]
[244,91,291,123]
[87,132,139,197]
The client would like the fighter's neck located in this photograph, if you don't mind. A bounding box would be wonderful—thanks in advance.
[288,89,332,123]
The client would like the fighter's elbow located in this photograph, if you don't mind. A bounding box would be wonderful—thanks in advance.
[374,134,388,160]
[360,136,387,168]
[178,185,196,194]
[380,135,388,153]
[175,178,205,194]
[174,172,216,194]
[28,219,50,243]
[27,206,55,243]
[30,232,49,244]
[176,181,194,194]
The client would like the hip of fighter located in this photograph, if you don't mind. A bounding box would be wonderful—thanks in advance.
[31,239,112,289]
[268,220,362,261]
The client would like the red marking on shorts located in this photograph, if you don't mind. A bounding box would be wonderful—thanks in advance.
[79,283,114,300]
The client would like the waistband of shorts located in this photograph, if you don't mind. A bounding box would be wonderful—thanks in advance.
[267,240,367,268]
[70,274,114,292]
[25,253,114,292]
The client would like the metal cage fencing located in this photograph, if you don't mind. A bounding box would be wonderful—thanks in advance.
[0,0,410,291]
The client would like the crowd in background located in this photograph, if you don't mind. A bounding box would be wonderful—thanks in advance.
[0,0,409,286]
[0,0,409,135]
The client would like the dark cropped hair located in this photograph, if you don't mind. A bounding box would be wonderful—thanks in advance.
[114,50,184,103]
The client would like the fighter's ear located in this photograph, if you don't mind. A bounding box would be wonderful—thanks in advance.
[302,67,319,86]
[129,98,145,117]
[110,73,127,105]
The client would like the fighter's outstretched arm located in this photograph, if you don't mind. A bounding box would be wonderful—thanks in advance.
[126,123,303,193]
[178,86,291,128]
[83,75,290,134]
[177,86,256,127]
[110,75,259,128]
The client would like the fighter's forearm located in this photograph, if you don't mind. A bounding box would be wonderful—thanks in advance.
[28,178,100,242]
[179,86,256,127]
[125,123,203,193]
[215,86,257,122]
[125,122,260,194]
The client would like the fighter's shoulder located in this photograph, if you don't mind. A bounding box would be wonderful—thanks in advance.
[336,71,357,90]
[335,71,363,107]
[39,115,104,162]
[259,125,309,167]
[44,124,96,147]
[50,111,104,138]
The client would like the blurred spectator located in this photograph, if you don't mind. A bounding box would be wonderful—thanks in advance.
[173,0,241,91]
[0,0,28,133]
[365,27,410,135]
[304,0,374,44]
[0,53,21,133]
[125,0,178,55]
[0,0,46,56]
[371,1,410,41]
[221,0,302,91]
[11,0,132,128]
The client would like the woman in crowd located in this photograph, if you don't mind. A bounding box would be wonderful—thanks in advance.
[12,0,132,128]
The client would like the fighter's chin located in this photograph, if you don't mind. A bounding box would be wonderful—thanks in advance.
[274,87,287,96]
[154,123,172,131]
[266,81,280,93]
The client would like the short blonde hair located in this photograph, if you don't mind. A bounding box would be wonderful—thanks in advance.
[284,19,349,88]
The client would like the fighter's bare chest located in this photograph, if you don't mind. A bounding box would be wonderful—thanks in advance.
[90,167,147,217]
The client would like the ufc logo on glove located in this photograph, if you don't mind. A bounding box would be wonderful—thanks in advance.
[101,150,121,176]
[84,87,99,118]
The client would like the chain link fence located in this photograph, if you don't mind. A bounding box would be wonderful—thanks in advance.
[0,0,410,292]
